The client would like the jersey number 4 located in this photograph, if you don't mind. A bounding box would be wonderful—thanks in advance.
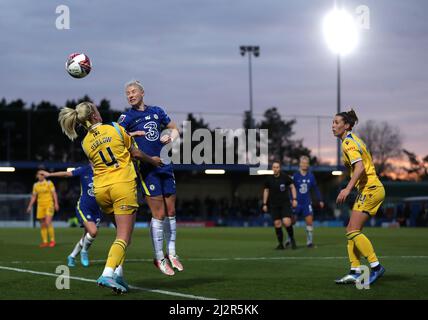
[99,147,118,167]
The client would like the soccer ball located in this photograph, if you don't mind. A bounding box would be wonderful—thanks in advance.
[65,53,92,78]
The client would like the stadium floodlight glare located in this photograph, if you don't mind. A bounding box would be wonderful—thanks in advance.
[0,167,15,172]
[205,169,226,175]
[332,170,343,176]
[66,167,75,172]
[323,8,359,56]
[257,170,274,175]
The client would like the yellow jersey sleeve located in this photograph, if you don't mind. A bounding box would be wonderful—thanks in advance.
[342,133,382,191]
[342,138,362,165]
[118,124,132,150]
[48,180,55,192]
[32,183,37,195]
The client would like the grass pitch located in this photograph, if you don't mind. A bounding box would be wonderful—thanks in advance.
[0,227,427,300]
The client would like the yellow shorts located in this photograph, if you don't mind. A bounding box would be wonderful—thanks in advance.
[94,180,138,215]
[352,184,385,216]
[37,204,54,220]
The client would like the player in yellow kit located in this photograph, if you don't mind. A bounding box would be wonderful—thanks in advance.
[26,170,59,247]
[58,101,162,294]
[332,109,386,286]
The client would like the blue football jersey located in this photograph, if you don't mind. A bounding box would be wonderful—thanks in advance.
[118,105,173,173]
[71,165,99,211]
[292,171,322,205]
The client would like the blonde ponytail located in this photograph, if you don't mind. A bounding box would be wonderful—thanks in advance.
[58,101,96,141]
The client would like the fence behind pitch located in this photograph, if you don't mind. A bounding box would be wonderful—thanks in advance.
[0,194,33,227]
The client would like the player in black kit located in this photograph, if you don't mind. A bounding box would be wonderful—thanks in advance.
[262,161,298,249]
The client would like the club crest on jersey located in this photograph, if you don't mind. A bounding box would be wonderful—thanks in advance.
[88,182,95,197]
[149,184,155,191]
[154,114,159,120]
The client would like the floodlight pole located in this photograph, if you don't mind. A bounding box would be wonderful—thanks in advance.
[248,52,254,129]
[240,46,259,129]
[337,54,341,168]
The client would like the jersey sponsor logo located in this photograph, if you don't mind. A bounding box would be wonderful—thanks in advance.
[344,146,358,152]
[118,115,126,124]
[299,183,308,194]
[144,121,160,141]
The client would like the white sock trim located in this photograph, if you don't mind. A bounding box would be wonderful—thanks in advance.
[102,267,115,278]
[81,233,95,252]
[114,265,124,277]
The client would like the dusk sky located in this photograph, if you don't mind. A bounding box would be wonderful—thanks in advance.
[1,0,427,163]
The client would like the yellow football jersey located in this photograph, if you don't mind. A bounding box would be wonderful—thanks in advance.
[81,122,136,188]
[341,132,382,191]
[32,180,55,205]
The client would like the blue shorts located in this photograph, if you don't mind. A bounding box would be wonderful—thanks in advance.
[75,198,102,226]
[140,170,176,197]
[293,203,313,217]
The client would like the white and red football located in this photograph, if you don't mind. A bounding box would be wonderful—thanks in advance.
[65,53,92,78]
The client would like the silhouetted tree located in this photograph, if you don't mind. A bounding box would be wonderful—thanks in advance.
[257,107,315,165]
[357,120,403,176]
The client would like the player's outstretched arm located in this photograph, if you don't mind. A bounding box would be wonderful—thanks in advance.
[128,130,146,137]
[40,170,73,178]
[129,145,163,167]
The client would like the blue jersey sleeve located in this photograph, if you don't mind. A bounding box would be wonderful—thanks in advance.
[71,167,85,177]
[157,107,171,127]
[310,173,322,202]
[117,112,133,131]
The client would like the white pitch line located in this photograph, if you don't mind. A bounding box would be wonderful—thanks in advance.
[0,265,216,300]
[2,255,428,265]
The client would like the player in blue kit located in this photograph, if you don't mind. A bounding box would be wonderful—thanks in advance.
[40,165,102,267]
[118,80,182,276]
[291,156,324,248]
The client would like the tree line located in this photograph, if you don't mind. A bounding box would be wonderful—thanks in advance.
[1,97,426,180]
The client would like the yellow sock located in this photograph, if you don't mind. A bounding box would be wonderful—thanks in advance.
[347,230,378,265]
[347,239,361,269]
[48,225,55,242]
[105,239,127,270]
[41,226,48,243]
[118,253,126,267]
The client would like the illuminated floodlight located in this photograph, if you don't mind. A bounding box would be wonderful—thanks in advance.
[323,8,359,56]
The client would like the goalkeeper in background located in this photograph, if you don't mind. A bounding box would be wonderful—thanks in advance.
[26,170,59,247]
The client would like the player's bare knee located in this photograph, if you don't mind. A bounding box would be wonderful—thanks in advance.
[89,230,97,238]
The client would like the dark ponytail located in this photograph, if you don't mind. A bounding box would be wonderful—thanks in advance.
[337,108,358,129]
